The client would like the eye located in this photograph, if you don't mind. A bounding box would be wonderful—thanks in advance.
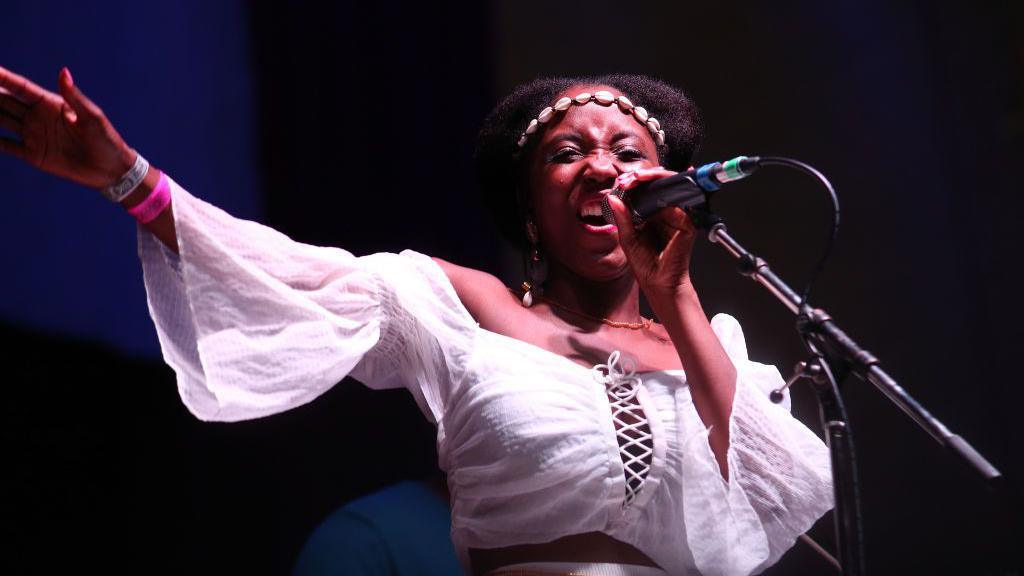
[615,147,646,162]
[549,147,583,163]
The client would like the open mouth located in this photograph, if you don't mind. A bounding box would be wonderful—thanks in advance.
[577,213,607,227]
[577,202,616,232]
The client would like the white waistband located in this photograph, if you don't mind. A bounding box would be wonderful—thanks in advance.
[487,561,668,576]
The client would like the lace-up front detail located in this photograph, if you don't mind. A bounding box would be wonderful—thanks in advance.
[592,352,654,508]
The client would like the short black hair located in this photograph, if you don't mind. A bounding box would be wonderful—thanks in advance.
[474,74,704,249]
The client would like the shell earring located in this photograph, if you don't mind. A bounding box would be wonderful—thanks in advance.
[521,221,547,307]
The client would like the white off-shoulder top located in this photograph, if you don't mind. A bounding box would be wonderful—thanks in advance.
[138,177,833,576]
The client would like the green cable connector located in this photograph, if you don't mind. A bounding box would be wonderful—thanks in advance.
[720,156,749,182]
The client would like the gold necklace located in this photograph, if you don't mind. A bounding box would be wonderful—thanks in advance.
[537,294,653,330]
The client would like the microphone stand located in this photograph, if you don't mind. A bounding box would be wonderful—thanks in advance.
[685,207,1002,576]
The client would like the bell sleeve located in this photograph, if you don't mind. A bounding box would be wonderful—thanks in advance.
[679,313,834,576]
[137,176,475,424]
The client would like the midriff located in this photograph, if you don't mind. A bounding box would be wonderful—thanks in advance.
[469,531,661,575]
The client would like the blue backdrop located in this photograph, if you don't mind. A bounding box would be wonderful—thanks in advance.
[0,0,261,357]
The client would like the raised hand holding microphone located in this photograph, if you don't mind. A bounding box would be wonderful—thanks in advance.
[605,167,738,476]
[605,166,699,299]
[601,157,760,294]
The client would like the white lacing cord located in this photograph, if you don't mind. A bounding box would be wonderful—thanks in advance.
[593,351,654,508]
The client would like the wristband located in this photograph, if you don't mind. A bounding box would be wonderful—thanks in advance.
[127,172,171,224]
[101,152,149,203]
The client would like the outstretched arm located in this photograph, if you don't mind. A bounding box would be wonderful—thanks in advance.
[0,66,177,252]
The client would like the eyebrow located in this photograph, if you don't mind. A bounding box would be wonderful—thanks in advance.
[544,129,645,148]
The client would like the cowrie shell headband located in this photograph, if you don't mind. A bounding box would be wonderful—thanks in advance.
[516,90,666,149]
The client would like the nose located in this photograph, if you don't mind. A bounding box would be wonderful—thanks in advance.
[582,149,620,186]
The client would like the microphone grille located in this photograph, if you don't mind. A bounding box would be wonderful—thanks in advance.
[600,189,644,226]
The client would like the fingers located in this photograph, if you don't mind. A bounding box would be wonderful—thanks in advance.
[614,199,694,250]
[0,66,46,104]
[613,166,677,191]
[0,89,27,118]
[632,166,676,181]
[650,206,693,231]
[0,110,20,134]
[57,67,102,122]
[659,222,696,265]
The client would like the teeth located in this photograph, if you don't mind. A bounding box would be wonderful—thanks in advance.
[579,204,603,218]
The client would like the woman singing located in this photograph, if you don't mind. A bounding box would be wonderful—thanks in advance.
[0,66,832,575]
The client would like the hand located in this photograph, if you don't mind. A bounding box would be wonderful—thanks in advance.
[0,66,135,189]
[606,166,699,300]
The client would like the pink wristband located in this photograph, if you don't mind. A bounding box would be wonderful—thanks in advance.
[127,172,171,224]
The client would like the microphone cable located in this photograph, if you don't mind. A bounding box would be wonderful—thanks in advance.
[755,156,841,308]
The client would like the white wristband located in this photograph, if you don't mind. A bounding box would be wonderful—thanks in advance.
[101,152,149,203]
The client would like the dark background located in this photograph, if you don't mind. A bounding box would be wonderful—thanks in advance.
[2,1,1021,574]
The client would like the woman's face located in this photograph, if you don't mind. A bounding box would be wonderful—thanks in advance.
[525,85,660,282]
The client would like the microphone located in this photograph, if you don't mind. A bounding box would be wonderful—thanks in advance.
[601,156,761,226]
